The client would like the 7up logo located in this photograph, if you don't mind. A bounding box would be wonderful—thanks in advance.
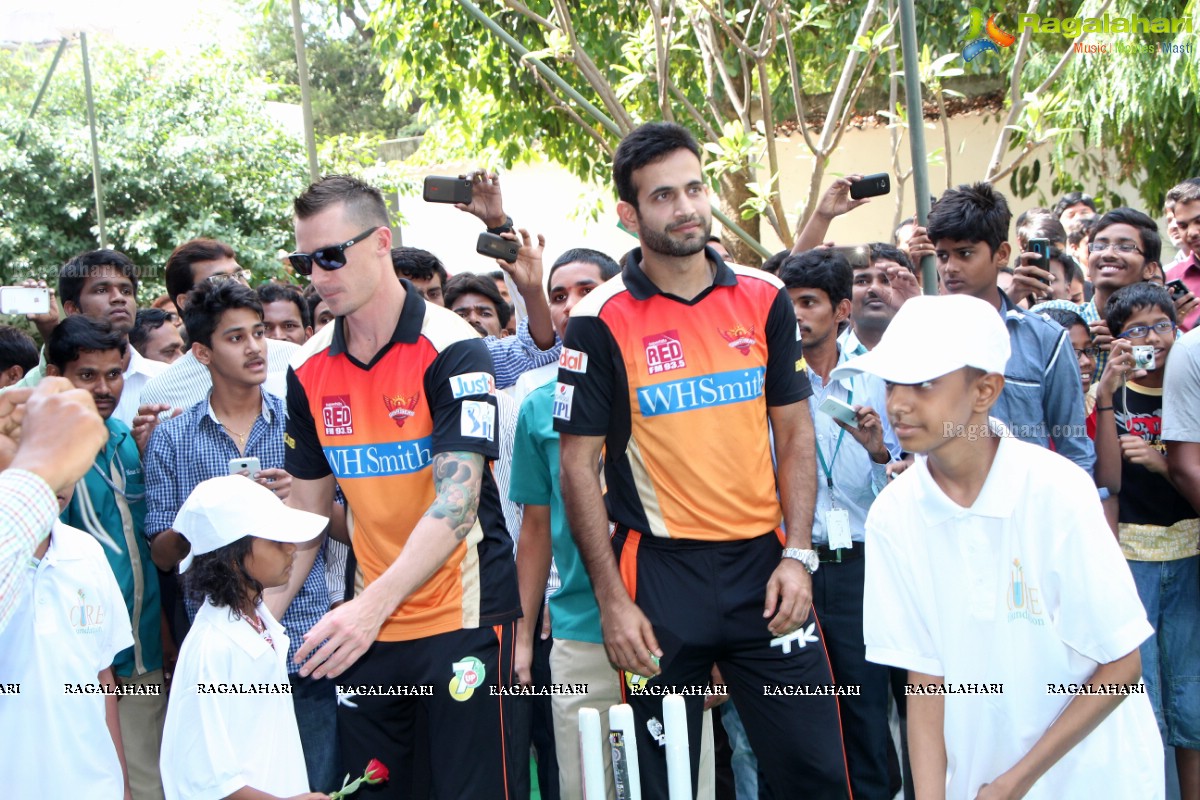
[449,656,486,702]
[963,7,1016,61]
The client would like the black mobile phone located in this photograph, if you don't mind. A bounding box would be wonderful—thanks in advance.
[1029,238,1052,285]
[831,244,870,269]
[476,232,519,264]
[1167,279,1189,302]
[849,173,890,200]
[423,175,472,204]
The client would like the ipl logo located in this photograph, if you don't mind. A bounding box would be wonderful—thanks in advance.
[963,7,1016,61]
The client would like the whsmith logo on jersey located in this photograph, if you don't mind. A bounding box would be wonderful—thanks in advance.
[322,396,354,436]
[637,367,765,417]
[323,437,433,477]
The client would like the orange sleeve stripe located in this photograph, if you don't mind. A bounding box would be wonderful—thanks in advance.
[618,529,641,601]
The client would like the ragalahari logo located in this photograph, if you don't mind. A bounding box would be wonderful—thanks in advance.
[963,7,1016,61]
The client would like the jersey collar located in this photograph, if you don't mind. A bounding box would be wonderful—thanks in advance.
[622,245,736,302]
[329,278,426,358]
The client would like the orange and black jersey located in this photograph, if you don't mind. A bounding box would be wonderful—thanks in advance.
[553,248,812,542]
[285,281,519,641]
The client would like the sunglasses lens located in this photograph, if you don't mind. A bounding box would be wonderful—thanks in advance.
[313,246,347,271]
[288,255,314,276]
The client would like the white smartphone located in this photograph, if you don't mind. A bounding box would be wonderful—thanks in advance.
[0,286,50,315]
[228,456,261,480]
[818,395,860,428]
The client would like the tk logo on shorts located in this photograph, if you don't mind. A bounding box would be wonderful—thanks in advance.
[322,396,354,436]
[644,330,686,375]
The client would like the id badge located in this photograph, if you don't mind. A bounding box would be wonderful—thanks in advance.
[827,507,853,550]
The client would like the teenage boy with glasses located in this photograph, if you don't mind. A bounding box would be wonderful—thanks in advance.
[1092,282,1200,799]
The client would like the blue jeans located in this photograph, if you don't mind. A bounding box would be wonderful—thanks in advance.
[1129,556,1200,749]
[720,701,759,800]
[290,673,339,792]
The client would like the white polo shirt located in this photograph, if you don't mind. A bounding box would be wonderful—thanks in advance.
[863,434,1163,799]
[0,521,133,798]
[160,598,308,800]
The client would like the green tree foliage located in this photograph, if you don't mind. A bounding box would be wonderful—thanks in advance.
[0,44,308,294]
[244,0,425,139]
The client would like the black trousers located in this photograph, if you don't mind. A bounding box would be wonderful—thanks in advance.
[812,553,892,800]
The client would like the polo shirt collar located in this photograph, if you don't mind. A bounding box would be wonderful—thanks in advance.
[196,599,281,659]
[622,246,736,302]
[329,279,425,357]
[125,345,162,380]
[42,521,91,567]
[914,423,1019,526]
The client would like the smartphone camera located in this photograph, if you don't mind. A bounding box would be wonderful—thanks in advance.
[1132,345,1156,371]
[1028,238,1052,285]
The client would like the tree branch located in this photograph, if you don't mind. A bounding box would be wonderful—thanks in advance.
[530,67,615,156]
[779,9,819,154]
[816,0,881,151]
[550,0,636,133]
[501,0,556,30]
[669,83,720,142]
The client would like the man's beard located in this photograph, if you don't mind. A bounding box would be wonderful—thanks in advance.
[638,214,711,258]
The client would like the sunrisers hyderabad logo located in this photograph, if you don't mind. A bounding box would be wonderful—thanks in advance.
[719,323,757,355]
[449,656,486,701]
[382,392,420,428]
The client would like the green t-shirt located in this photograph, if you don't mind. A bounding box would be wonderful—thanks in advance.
[61,417,162,677]
[508,380,602,644]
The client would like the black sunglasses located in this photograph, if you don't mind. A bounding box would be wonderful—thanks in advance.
[287,227,378,276]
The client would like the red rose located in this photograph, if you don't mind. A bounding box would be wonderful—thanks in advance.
[365,759,389,784]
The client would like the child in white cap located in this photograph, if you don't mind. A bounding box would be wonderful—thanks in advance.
[159,475,329,800]
[833,294,1163,799]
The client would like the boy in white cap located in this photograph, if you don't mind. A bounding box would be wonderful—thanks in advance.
[159,475,330,800]
[832,294,1163,799]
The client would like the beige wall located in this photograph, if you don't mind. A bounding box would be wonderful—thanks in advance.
[393,112,1152,277]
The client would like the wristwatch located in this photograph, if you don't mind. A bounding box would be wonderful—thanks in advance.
[486,215,514,235]
[781,547,820,574]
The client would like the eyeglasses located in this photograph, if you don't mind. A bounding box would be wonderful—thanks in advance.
[203,269,252,287]
[1073,347,1098,359]
[1118,320,1175,340]
[287,227,378,276]
[1088,241,1143,255]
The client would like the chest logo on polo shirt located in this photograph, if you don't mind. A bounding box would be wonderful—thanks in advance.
[643,330,686,375]
[70,588,106,635]
[322,396,354,436]
[383,392,421,429]
[1006,558,1045,626]
[719,322,757,355]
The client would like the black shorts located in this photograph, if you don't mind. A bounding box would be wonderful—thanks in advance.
[613,528,851,799]
[336,622,519,799]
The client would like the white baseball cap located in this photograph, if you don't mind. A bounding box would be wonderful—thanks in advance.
[830,294,1010,385]
[174,475,329,573]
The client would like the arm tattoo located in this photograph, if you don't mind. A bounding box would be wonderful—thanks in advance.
[428,452,483,541]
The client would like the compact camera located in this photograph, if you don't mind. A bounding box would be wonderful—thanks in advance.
[1132,345,1156,372]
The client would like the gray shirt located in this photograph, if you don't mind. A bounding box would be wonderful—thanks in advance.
[1164,326,1200,443]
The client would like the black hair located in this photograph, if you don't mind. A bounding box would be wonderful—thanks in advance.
[442,273,512,329]
[1049,251,1083,288]
[868,242,915,274]
[1104,282,1176,336]
[1092,207,1161,267]
[184,536,263,613]
[1016,213,1067,249]
[1165,178,1200,209]
[548,248,621,291]
[612,122,702,207]
[927,182,1012,255]
[390,247,448,285]
[183,282,264,349]
[0,324,39,375]
[293,174,389,230]
[1041,307,1088,333]
[165,239,236,308]
[302,283,326,319]
[256,282,311,329]
[760,248,791,275]
[487,270,506,283]
[1067,216,1097,247]
[777,249,852,308]
[1053,192,1097,218]
[129,308,174,352]
[58,249,139,310]
[46,315,126,372]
